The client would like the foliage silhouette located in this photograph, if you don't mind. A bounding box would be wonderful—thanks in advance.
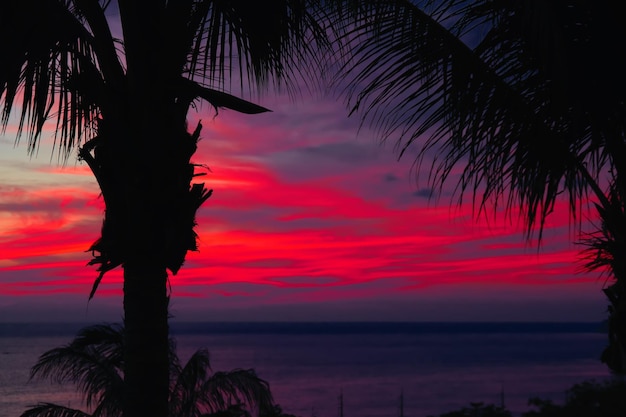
[522,379,626,417]
[429,379,626,417]
[0,1,391,417]
[0,0,291,414]
[260,404,300,417]
[5,0,624,414]
[429,402,512,417]
[336,0,626,372]
[21,323,274,417]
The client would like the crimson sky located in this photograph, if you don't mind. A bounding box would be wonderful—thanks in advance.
[0,92,607,323]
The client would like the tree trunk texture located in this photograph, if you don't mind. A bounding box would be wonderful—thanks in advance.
[92,5,212,417]
[115,6,176,416]
[123,263,170,417]
[114,122,207,417]
[84,113,207,417]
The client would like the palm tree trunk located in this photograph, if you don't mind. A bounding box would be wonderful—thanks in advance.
[123,262,170,417]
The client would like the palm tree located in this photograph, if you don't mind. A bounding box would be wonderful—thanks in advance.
[336,1,626,371]
[0,2,343,417]
[21,323,274,417]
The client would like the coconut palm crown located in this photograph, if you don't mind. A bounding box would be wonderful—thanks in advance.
[0,1,338,417]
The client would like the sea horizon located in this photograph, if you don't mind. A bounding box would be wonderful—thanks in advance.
[0,320,607,338]
[0,320,612,417]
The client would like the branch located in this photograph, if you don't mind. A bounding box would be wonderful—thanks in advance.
[178,78,271,114]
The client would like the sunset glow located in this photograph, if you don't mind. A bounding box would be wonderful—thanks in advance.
[0,94,607,322]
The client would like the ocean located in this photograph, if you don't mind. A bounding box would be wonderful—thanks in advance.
[0,322,613,417]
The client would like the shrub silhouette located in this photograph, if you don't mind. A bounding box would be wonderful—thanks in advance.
[21,323,274,417]
[523,379,626,417]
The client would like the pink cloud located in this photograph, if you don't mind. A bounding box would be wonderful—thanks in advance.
[0,96,608,321]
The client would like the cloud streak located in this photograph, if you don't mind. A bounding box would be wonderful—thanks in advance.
[0,95,606,322]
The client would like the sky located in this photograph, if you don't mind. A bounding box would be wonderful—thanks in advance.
[0,86,609,323]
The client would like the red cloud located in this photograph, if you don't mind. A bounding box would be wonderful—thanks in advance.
[0,103,604,320]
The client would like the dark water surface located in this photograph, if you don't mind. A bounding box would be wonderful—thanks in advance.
[0,322,611,417]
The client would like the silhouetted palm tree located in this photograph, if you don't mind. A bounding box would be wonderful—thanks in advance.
[336,1,626,371]
[580,186,626,371]
[0,2,344,417]
[21,323,273,417]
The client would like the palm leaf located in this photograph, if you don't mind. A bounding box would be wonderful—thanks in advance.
[200,368,273,415]
[336,0,626,237]
[177,78,270,114]
[579,183,626,280]
[170,348,213,417]
[0,0,104,159]
[29,324,124,414]
[20,403,91,417]
[181,0,331,96]
[202,404,252,417]
[170,349,273,417]
[27,324,276,417]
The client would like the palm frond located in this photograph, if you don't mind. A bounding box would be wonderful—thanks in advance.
[177,78,270,114]
[199,368,273,415]
[336,0,626,237]
[29,324,124,413]
[20,403,91,417]
[182,0,332,97]
[170,348,213,417]
[0,0,107,159]
[28,324,275,417]
[202,404,252,417]
[69,323,125,364]
[579,184,626,281]
[170,349,273,417]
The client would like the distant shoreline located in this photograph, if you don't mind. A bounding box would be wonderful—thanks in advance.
[0,321,606,338]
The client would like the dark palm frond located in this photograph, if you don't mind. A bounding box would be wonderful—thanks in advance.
[457,0,626,178]
[339,0,572,227]
[26,324,274,417]
[199,368,274,415]
[202,403,252,417]
[170,348,213,417]
[0,0,109,159]
[176,77,270,114]
[336,0,626,238]
[29,324,124,414]
[170,349,273,417]
[67,323,125,364]
[600,279,626,372]
[579,184,626,280]
[579,217,616,278]
[182,0,332,97]
[20,403,91,417]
